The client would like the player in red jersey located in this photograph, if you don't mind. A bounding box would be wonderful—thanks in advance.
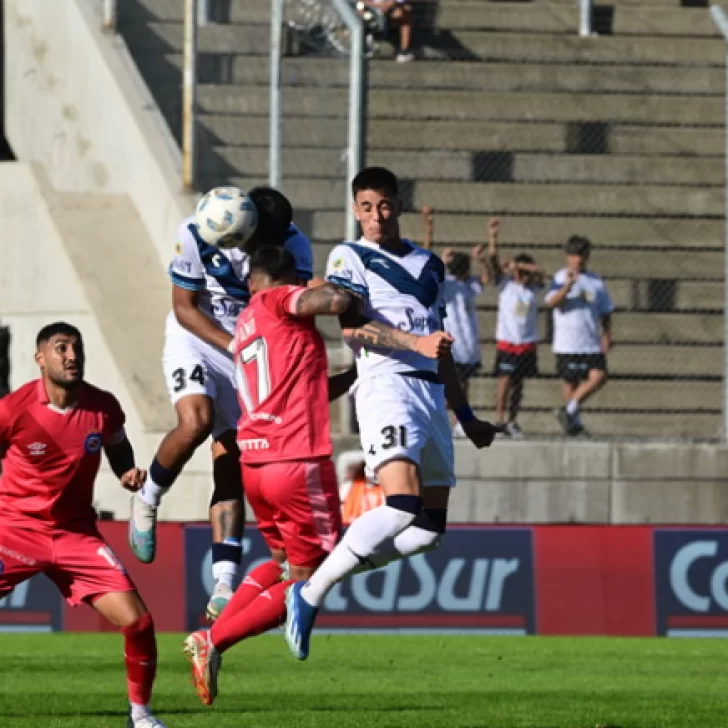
[0,322,165,728]
[182,246,367,705]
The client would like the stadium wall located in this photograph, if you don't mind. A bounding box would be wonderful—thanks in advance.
[6,522,728,638]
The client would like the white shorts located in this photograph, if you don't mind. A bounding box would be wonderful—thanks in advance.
[354,373,455,488]
[162,324,240,439]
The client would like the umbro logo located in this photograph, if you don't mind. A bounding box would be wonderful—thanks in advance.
[27,442,47,456]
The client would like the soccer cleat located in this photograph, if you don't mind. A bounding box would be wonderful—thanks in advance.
[284,582,318,661]
[183,630,222,706]
[127,712,167,728]
[205,582,233,623]
[505,421,525,439]
[128,493,158,564]
[556,407,583,437]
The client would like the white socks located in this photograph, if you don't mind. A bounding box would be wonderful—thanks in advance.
[139,479,167,508]
[566,399,580,416]
[301,499,421,607]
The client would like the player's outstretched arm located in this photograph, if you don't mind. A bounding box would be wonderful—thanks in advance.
[438,352,504,448]
[342,318,453,360]
[294,283,360,317]
[173,285,234,352]
[104,437,147,491]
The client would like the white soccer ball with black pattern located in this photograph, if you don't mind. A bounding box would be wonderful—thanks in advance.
[194,186,258,249]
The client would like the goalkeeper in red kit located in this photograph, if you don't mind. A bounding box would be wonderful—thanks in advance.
[0,322,164,728]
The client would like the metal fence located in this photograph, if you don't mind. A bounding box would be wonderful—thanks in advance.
[111,0,725,442]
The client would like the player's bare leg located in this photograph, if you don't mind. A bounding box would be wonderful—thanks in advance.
[130,395,213,563]
[207,431,245,622]
[92,591,165,728]
[286,458,424,659]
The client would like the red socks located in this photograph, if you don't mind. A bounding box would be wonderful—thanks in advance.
[211,580,293,653]
[122,612,157,706]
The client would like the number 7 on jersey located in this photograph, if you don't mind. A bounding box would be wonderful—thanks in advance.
[235,337,272,412]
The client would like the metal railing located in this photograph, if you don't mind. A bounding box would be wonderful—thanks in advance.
[579,0,593,37]
[710,4,728,441]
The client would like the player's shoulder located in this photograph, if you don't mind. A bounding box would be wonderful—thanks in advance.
[81,382,123,413]
[552,267,568,282]
[0,381,38,411]
[584,270,605,285]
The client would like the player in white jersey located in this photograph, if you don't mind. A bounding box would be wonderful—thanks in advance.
[284,166,502,660]
[129,187,314,621]
[545,235,614,436]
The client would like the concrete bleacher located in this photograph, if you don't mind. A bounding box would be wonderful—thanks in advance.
[118,0,724,440]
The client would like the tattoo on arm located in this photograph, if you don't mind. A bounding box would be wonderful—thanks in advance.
[295,284,353,317]
[344,320,416,352]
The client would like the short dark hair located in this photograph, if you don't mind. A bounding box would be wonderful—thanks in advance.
[249,246,297,281]
[352,166,399,199]
[248,186,294,245]
[515,253,535,265]
[565,235,591,257]
[447,252,471,277]
[36,322,82,349]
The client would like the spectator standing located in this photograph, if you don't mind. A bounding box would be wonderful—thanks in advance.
[338,454,384,526]
[545,236,614,436]
[487,219,545,437]
[421,207,490,437]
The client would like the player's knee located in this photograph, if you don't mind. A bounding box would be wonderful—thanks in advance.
[119,609,154,635]
[385,494,423,530]
[176,408,213,446]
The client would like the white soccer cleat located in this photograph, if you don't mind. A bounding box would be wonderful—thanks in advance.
[183,630,222,706]
[127,712,167,728]
[128,493,158,564]
[205,581,234,623]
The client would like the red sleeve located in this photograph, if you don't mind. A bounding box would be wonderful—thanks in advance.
[101,392,126,444]
[0,397,11,448]
[262,285,307,319]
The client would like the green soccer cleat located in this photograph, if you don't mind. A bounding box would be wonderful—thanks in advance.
[128,493,158,564]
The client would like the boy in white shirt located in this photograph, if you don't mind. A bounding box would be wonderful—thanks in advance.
[487,220,545,437]
[545,236,614,436]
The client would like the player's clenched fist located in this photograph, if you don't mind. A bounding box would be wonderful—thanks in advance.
[414,331,453,359]
[120,468,147,492]
[463,419,505,448]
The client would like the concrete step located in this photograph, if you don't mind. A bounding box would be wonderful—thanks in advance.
[131,22,725,66]
[467,378,720,413]
[472,311,724,345]
[139,55,725,94]
[196,85,724,126]
[310,212,721,249]
[483,410,721,440]
[200,145,723,187]
[199,115,725,156]
[311,239,722,279]
[222,174,722,217]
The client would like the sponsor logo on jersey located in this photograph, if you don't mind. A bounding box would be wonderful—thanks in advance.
[84,432,102,455]
[249,412,283,425]
[0,545,36,566]
[396,307,441,333]
[27,442,47,457]
[654,530,728,636]
[370,257,391,270]
[238,438,270,451]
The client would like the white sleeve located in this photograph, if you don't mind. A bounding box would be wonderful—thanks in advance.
[283,224,314,282]
[169,219,205,290]
[598,281,615,316]
[544,269,565,304]
[326,245,370,300]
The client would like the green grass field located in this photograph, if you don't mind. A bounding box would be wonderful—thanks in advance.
[0,633,725,727]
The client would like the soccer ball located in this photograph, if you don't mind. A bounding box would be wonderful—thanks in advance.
[195,186,258,249]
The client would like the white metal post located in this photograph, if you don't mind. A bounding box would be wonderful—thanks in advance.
[332,0,365,242]
[710,5,728,441]
[102,0,117,32]
[579,0,592,37]
[269,0,285,189]
[198,0,210,26]
[182,0,198,192]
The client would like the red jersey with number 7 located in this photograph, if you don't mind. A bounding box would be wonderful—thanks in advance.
[233,285,332,464]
